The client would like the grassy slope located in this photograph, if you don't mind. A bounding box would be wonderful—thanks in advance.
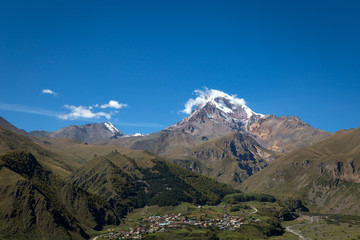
[0,150,121,240]
[0,126,77,177]
[69,151,235,211]
[241,127,360,214]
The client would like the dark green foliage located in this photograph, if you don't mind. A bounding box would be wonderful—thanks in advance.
[283,199,309,212]
[165,160,234,204]
[230,206,240,212]
[70,153,235,218]
[264,220,284,236]
[276,208,298,221]
[135,159,234,207]
[0,150,49,180]
[223,192,276,203]
[275,199,309,221]
[207,232,219,240]
[138,160,194,206]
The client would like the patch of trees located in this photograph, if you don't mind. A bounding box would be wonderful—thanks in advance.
[277,199,309,221]
[223,193,276,204]
[112,159,235,208]
[264,220,284,236]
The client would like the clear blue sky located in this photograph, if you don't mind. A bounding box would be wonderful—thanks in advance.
[1,0,359,134]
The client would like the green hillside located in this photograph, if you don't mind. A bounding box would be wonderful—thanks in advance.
[69,151,235,210]
[0,126,80,177]
[0,150,120,240]
[241,127,360,215]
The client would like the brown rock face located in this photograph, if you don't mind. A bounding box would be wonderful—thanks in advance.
[166,132,274,189]
[320,161,360,183]
[248,115,331,152]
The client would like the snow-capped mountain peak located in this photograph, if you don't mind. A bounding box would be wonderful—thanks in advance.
[167,88,265,137]
[103,122,119,133]
[183,88,263,120]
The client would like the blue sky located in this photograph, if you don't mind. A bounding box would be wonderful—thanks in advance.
[0,0,359,134]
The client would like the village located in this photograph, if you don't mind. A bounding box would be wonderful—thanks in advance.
[98,211,261,239]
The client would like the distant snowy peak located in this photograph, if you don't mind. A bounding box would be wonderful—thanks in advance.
[122,133,147,138]
[132,133,146,137]
[186,89,263,120]
[102,122,120,133]
[101,122,145,138]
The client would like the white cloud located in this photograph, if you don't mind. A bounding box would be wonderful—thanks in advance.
[41,89,57,96]
[100,100,127,109]
[59,100,128,120]
[182,87,211,114]
[182,87,246,114]
[59,105,111,120]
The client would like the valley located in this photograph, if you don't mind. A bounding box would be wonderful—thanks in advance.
[92,198,285,240]
[90,199,360,240]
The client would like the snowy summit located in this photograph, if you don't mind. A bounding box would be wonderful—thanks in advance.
[182,88,263,120]
[167,88,265,138]
[103,122,120,134]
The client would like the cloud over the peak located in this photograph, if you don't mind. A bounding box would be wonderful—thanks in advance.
[182,87,246,114]
[59,105,111,120]
[41,89,57,96]
[100,100,127,109]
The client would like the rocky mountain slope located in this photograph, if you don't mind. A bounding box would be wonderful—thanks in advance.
[248,115,331,152]
[129,90,330,157]
[129,130,201,156]
[241,127,360,215]
[168,132,275,188]
[30,122,124,143]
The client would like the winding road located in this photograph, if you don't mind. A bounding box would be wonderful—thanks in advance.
[285,216,317,240]
[285,224,310,240]
[251,206,258,214]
